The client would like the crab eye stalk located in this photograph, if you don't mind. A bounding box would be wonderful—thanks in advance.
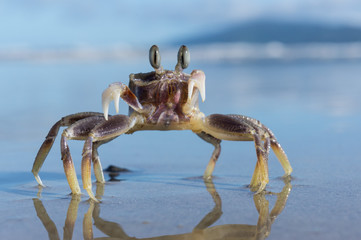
[149,45,161,69]
[177,45,190,70]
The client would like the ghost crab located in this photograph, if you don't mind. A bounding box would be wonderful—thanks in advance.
[32,45,292,202]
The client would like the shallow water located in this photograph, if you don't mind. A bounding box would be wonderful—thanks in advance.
[1,60,361,239]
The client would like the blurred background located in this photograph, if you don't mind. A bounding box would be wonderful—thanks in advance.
[1,1,361,239]
[1,0,361,61]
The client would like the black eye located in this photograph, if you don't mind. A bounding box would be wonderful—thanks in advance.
[177,45,190,69]
[149,45,161,69]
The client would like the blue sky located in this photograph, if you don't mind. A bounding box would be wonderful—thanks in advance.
[1,0,361,47]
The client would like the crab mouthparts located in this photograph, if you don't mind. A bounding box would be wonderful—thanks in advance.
[188,70,206,102]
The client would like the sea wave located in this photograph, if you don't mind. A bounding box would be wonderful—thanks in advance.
[1,42,361,62]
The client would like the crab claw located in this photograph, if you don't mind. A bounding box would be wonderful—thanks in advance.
[188,70,206,102]
[102,82,127,120]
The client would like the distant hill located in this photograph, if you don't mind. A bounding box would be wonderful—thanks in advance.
[186,20,361,44]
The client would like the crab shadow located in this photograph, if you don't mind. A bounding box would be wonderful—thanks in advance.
[33,177,292,240]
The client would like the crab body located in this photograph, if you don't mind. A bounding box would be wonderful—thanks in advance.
[32,45,292,201]
[129,71,195,128]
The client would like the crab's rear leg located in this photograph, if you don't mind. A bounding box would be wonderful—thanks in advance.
[32,112,104,187]
[81,115,136,201]
[270,139,292,176]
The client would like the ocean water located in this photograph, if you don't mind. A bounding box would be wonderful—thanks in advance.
[0,58,361,239]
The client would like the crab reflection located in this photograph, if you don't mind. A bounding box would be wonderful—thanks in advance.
[33,177,291,240]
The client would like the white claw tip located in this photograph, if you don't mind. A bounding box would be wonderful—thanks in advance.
[188,70,206,102]
[102,82,125,121]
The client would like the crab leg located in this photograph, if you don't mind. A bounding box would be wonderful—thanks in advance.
[60,115,106,195]
[81,115,137,201]
[249,135,270,193]
[61,135,81,194]
[102,82,144,120]
[196,114,254,179]
[92,140,109,184]
[32,112,104,187]
[82,137,95,201]
[33,120,62,187]
[270,139,292,175]
[196,132,221,179]
[197,114,290,193]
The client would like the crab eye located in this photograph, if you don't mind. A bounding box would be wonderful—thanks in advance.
[149,45,161,69]
[177,45,190,69]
